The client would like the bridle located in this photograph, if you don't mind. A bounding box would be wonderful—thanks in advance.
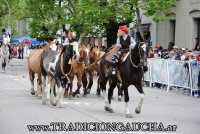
[129,43,145,68]
[60,46,73,83]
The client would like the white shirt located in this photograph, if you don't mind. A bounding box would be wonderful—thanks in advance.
[116,35,136,48]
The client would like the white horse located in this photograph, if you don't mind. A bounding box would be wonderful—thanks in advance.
[0,35,10,73]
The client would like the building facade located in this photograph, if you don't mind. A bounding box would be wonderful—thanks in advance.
[139,0,200,49]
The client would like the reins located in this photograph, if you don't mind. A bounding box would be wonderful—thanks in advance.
[84,53,105,69]
[129,44,142,68]
[60,52,72,83]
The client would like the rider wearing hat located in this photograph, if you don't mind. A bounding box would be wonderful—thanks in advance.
[109,26,136,74]
[0,29,7,46]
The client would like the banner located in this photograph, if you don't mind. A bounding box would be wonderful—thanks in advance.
[144,58,200,96]
[167,60,190,88]
[190,64,200,90]
[150,59,168,84]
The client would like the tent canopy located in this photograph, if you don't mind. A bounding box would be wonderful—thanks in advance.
[13,36,45,45]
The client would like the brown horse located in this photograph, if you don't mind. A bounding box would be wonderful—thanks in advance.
[28,42,54,96]
[64,45,89,98]
[82,46,105,96]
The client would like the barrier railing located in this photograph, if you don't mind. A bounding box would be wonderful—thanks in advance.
[144,58,199,96]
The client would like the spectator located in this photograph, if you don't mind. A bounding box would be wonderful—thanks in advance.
[180,48,186,61]
[161,49,169,59]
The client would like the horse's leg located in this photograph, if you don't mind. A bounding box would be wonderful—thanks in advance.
[64,84,69,97]
[123,84,132,118]
[37,73,42,97]
[46,76,53,103]
[96,77,101,96]
[29,69,35,95]
[134,84,145,114]
[4,59,6,73]
[50,78,55,105]
[117,83,122,101]
[100,76,108,111]
[41,76,47,104]
[82,71,88,96]
[68,75,74,99]
[87,71,94,94]
[76,75,82,97]
[52,77,61,106]
[2,59,6,73]
[58,80,67,108]
[107,82,117,113]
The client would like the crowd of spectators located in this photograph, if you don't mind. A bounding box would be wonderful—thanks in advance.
[149,43,200,65]
[148,42,200,97]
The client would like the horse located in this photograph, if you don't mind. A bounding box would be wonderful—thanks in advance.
[64,44,90,98]
[0,35,10,73]
[99,42,148,118]
[82,46,105,96]
[27,42,53,96]
[40,45,74,108]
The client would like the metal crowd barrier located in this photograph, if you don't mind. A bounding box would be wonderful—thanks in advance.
[144,58,200,96]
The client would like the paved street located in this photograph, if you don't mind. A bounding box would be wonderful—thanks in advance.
[0,59,200,134]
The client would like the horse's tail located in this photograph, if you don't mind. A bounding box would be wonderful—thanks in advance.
[40,52,47,76]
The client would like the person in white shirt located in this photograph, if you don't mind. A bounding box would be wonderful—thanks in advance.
[110,26,136,67]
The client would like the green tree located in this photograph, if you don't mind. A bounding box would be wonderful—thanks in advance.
[67,0,179,48]
[5,0,179,45]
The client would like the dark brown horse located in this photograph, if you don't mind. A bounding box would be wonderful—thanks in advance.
[82,46,105,96]
[99,42,148,118]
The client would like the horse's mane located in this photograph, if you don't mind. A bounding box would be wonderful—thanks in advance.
[132,42,140,51]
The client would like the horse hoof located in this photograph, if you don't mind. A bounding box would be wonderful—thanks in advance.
[109,108,114,113]
[96,92,101,97]
[50,101,55,106]
[31,91,35,95]
[97,94,101,97]
[118,96,122,101]
[72,92,76,97]
[51,100,58,106]
[59,103,65,108]
[86,89,91,94]
[104,106,109,111]
[76,94,80,98]
[135,108,141,114]
[126,114,132,118]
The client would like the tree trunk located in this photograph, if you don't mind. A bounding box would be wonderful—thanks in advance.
[105,23,119,48]
[136,4,145,41]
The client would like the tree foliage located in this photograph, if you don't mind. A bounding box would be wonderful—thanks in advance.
[1,0,179,44]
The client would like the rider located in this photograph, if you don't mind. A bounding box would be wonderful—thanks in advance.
[0,29,7,46]
[109,26,136,75]
[0,29,12,58]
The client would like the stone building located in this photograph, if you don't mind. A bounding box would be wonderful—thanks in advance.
[137,0,200,49]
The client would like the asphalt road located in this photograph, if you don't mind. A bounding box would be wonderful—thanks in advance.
[0,59,200,134]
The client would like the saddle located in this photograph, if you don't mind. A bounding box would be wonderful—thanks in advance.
[105,46,130,63]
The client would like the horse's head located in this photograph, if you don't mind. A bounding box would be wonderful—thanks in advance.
[79,45,90,65]
[89,46,101,62]
[139,42,149,72]
[48,41,57,51]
